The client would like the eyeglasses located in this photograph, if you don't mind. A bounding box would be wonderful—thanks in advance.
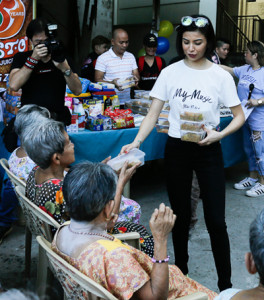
[181,16,209,27]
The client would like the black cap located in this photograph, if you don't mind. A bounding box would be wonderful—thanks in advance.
[143,33,158,47]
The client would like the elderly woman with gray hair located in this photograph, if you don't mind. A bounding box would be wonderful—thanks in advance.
[215,208,264,299]
[24,119,155,255]
[52,161,217,300]
[0,104,50,244]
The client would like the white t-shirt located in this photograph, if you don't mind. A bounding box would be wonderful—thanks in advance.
[95,48,138,100]
[149,60,241,138]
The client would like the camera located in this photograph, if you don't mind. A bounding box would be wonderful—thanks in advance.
[44,23,65,62]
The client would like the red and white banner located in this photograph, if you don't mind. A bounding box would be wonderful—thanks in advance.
[0,0,34,88]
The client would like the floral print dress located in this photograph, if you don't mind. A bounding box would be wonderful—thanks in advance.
[52,226,218,300]
[26,167,69,224]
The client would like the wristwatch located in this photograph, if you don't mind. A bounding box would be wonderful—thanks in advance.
[63,69,71,77]
[258,99,263,106]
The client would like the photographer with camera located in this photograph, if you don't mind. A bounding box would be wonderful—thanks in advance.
[9,18,82,125]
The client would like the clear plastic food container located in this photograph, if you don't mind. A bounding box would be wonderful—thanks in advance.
[180,111,204,121]
[156,124,169,133]
[180,130,206,143]
[107,148,145,172]
[180,120,204,132]
[158,118,169,126]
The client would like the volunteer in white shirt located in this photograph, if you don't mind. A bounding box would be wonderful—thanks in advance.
[121,14,244,291]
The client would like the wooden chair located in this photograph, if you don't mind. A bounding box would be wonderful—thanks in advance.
[37,236,208,300]
[15,185,60,297]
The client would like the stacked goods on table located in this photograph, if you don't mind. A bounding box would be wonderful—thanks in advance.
[179,111,206,143]
[2,80,22,123]
[65,78,137,132]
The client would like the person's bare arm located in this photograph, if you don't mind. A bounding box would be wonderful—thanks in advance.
[53,59,82,95]
[132,203,176,300]
[9,44,48,91]
[132,68,140,86]
[219,65,235,77]
[120,98,164,154]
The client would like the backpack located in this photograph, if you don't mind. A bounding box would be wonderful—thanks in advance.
[138,56,163,73]
[1,117,18,153]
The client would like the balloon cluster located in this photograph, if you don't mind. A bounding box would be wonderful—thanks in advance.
[156,20,173,54]
[138,20,173,57]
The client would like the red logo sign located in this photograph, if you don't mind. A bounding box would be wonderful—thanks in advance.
[0,0,26,39]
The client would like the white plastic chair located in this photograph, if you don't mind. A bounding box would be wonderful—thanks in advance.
[37,236,208,300]
[0,158,26,189]
[15,185,60,297]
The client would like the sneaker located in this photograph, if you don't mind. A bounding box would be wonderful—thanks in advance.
[246,183,264,197]
[0,226,12,245]
[234,177,258,190]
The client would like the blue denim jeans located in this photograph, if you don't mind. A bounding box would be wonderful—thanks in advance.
[0,176,18,227]
[243,123,264,176]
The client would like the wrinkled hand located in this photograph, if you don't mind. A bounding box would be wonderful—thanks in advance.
[118,160,141,186]
[120,141,140,155]
[101,156,111,164]
[149,203,176,241]
[245,99,258,109]
[112,78,123,91]
[106,213,119,230]
[198,127,223,146]
[32,43,49,61]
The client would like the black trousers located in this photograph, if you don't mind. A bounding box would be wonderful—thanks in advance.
[164,137,232,291]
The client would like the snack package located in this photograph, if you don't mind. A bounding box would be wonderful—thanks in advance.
[83,99,104,116]
[97,114,112,130]
[97,82,115,91]
[86,116,104,131]
[105,108,134,129]
[89,82,103,92]
[156,124,169,133]
[107,148,145,172]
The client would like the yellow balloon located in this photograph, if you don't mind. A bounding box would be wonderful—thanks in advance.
[137,48,146,57]
[158,20,174,38]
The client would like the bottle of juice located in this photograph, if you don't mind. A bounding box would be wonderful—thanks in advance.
[77,103,85,131]
[112,95,120,110]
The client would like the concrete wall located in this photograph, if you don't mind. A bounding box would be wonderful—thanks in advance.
[199,0,217,30]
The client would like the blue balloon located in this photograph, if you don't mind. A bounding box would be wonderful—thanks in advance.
[156,37,170,54]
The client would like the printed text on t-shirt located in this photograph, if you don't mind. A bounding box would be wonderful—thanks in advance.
[173,88,212,103]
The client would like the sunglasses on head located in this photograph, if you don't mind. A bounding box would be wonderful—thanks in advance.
[181,16,209,28]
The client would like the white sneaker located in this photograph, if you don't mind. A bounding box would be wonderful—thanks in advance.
[234,177,258,190]
[246,183,264,197]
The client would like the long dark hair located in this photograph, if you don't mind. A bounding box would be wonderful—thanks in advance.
[176,14,216,58]
[247,41,264,66]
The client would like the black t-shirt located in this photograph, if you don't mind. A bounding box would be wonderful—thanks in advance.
[80,51,98,82]
[137,57,166,91]
[10,51,75,114]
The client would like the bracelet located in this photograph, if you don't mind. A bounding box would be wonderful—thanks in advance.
[151,255,170,263]
[24,56,39,70]
[137,140,142,146]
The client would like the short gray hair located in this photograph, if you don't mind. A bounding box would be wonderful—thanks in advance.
[14,104,50,140]
[63,161,118,221]
[249,208,264,284]
[23,119,65,169]
[0,289,39,300]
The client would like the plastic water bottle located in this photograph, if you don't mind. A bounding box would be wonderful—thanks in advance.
[77,103,85,131]
[112,95,120,110]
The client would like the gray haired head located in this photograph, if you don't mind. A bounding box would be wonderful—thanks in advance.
[249,208,264,284]
[23,119,65,169]
[14,104,50,140]
[0,289,39,300]
[63,161,118,222]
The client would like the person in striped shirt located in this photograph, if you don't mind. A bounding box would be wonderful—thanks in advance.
[95,28,140,101]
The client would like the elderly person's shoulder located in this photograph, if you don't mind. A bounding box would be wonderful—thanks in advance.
[214,288,242,300]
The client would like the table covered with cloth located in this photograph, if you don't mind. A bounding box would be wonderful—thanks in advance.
[0,117,246,181]
[68,116,246,168]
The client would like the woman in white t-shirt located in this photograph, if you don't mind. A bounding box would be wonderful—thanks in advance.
[121,14,244,291]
